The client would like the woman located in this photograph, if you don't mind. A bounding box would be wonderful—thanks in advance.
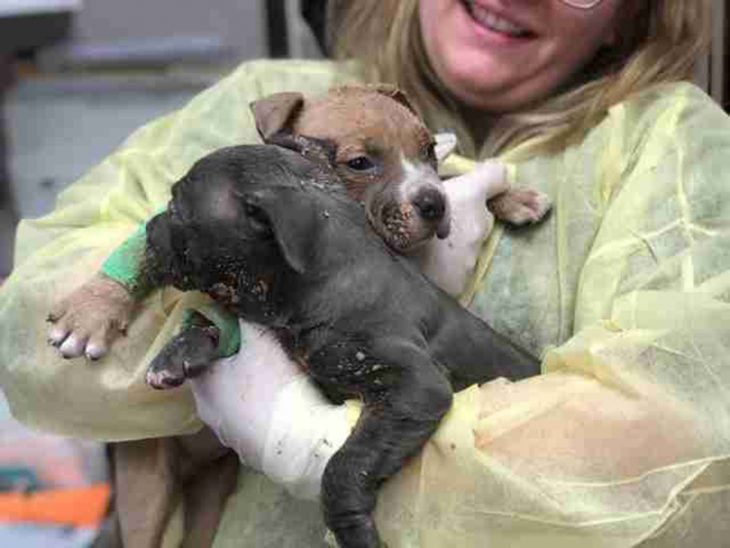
[1,0,726,546]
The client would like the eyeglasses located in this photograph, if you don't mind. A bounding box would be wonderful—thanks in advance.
[560,0,605,9]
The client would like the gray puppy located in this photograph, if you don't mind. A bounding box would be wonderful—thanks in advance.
[142,142,539,548]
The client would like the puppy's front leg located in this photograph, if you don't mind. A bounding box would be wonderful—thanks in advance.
[47,217,163,360]
[48,272,136,360]
[146,320,220,389]
[321,342,453,548]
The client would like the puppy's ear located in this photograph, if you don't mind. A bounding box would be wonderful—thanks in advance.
[266,133,338,170]
[369,84,418,116]
[244,188,316,274]
[250,92,305,142]
[434,133,457,163]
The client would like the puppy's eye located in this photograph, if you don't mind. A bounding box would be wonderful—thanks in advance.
[244,203,272,235]
[346,156,375,171]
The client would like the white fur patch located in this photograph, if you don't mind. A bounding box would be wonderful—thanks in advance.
[190,321,351,500]
[399,155,442,202]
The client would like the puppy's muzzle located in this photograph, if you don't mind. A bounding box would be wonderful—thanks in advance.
[144,210,195,289]
[412,187,451,239]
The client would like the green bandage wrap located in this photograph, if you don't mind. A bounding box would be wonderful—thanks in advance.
[103,209,241,358]
[101,222,148,295]
[181,305,242,359]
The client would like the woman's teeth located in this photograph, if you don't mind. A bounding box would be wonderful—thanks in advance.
[465,1,530,37]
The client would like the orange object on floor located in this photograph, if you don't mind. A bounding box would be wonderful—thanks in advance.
[0,483,110,527]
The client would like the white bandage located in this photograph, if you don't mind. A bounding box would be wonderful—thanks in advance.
[262,377,351,499]
[190,321,351,500]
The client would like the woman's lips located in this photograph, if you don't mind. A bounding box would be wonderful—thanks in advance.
[462,0,535,39]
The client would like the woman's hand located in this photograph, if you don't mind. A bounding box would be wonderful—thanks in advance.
[189,321,351,500]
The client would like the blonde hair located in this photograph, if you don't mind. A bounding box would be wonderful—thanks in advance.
[329,0,712,158]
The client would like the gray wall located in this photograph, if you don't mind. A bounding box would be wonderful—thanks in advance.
[54,0,267,63]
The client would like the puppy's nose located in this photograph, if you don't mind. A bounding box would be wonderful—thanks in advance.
[412,188,446,223]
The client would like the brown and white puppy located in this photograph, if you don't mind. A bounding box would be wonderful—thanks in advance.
[253,86,452,253]
[252,85,547,252]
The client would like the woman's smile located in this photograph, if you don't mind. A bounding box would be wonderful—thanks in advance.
[461,0,536,41]
[420,0,623,111]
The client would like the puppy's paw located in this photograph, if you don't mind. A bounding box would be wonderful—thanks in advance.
[146,367,186,390]
[488,187,552,226]
[47,273,135,360]
[146,326,219,390]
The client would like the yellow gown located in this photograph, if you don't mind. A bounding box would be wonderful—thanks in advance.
[1,59,728,547]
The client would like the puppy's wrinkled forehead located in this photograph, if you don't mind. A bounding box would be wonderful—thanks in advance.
[174,145,320,221]
[293,89,433,161]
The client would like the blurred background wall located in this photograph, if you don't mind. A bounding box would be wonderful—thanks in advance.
[0,0,323,279]
[56,0,267,61]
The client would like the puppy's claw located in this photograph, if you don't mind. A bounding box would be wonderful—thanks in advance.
[146,368,185,390]
[59,334,88,359]
[145,325,219,389]
[48,326,69,347]
[85,344,107,362]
